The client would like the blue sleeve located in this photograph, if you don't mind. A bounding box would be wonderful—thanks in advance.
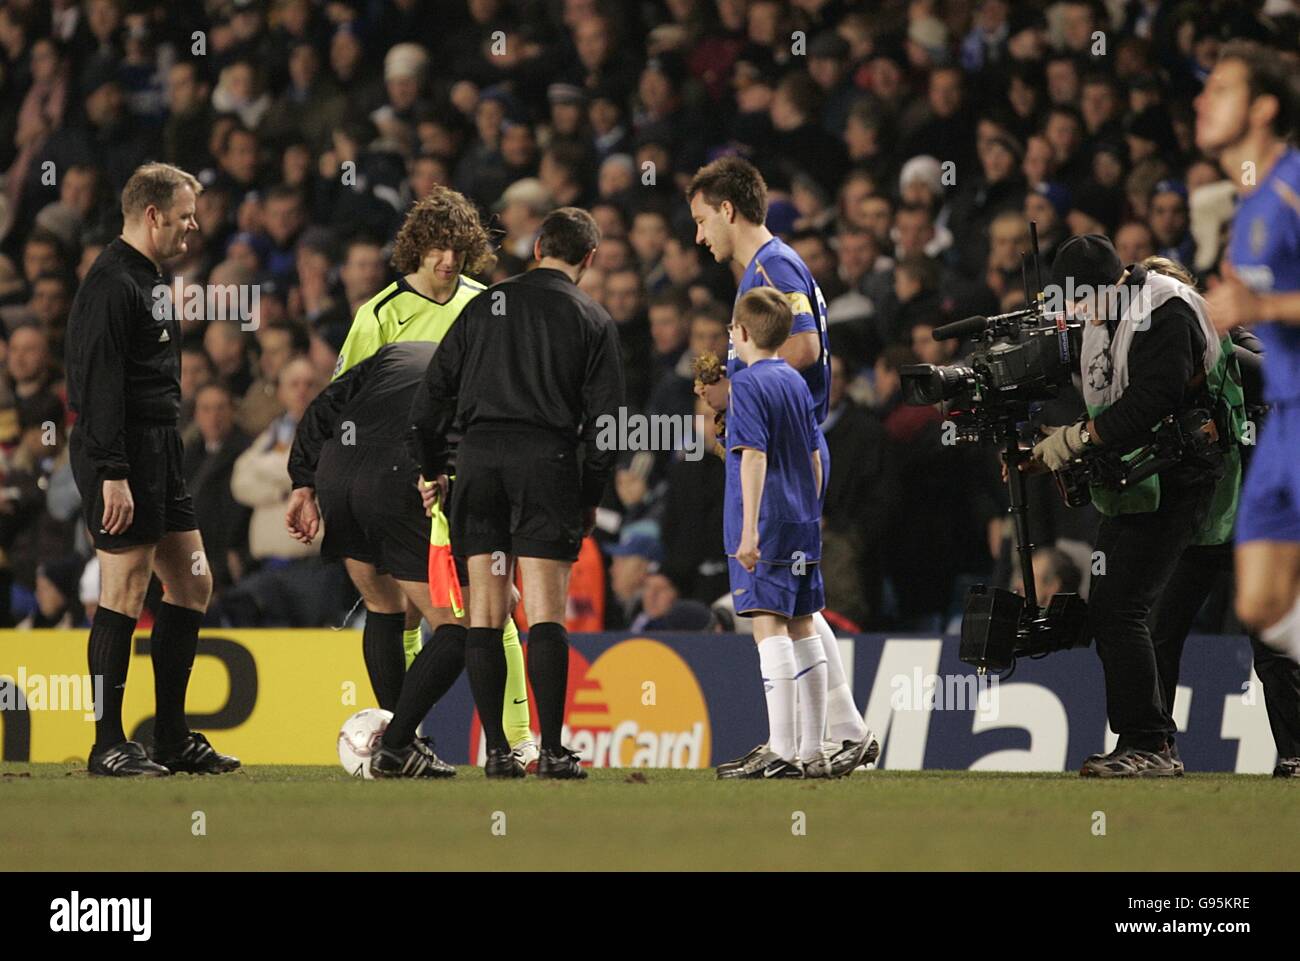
[762,257,818,335]
[1270,183,1300,289]
[727,372,768,454]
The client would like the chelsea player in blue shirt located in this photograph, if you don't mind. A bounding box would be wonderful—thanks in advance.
[724,288,829,778]
[1198,41,1300,667]
[689,157,876,778]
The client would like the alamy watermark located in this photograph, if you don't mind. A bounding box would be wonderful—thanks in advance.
[595,408,707,461]
[890,667,999,718]
[1042,280,1153,328]
[152,277,260,330]
[50,891,150,941]
[0,668,102,720]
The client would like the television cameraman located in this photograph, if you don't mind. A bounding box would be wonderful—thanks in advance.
[1027,235,1226,778]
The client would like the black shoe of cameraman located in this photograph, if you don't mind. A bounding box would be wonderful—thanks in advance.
[1165,739,1185,776]
[1274,757,1300,778]
[1080,743,1182,778]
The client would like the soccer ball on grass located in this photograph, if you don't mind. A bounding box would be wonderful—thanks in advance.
[337,708,393,779]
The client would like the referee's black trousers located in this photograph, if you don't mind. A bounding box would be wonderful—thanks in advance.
[1087,481,1212,751]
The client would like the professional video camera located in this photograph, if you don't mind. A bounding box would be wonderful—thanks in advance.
[899,224,1090,674]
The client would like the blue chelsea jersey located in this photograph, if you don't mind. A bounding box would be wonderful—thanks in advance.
[728,237,831,423]
[1228,146,1300,403]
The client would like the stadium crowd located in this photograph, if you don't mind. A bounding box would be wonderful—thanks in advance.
[0,0,1296,633]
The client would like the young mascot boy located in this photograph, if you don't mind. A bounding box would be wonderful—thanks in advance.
[725,288,831,778]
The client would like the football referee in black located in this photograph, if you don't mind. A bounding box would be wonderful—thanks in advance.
[67,162,239,777]
[408,207,625,779]
[286,341,460,778]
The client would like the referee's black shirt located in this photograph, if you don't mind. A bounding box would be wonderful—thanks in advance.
[408,267,625,509]
[289,341,435,489]
[66,238,179,480]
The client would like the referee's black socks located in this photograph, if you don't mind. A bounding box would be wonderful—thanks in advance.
[465,626,509,752]
[151,602,202,749]
[87,606,137,749]
[362,610,406,712]
[383,623,467,749]
[528,622,570,752]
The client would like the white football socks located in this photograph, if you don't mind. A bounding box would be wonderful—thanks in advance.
[757,636,798,762]
[1260,596,1300,665]
[813,611,867,743]
[792,634,828,763]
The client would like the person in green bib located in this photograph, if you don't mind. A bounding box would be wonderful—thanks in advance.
[1028,235,1222,778]
[1142,258,1300,778]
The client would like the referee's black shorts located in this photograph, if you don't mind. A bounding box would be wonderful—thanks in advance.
[70,423,197,551]
[316,444,429,582]
[450,426,583,562]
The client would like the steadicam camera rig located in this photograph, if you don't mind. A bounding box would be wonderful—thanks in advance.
[898,223,1089,674]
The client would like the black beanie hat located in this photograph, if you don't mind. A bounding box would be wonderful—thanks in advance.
[1049,234,1123,296]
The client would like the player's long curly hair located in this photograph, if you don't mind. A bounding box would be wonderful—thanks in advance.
[391,186,495,277]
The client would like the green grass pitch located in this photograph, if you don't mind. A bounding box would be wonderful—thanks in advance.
[2,764,1297,871]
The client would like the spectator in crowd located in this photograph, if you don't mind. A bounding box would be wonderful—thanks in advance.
[1023,180,1069,266]
[901,65,977,178]
[237,320,310,436]
[660,395,727,604]
[225,355,346,625]
[261,42,347,152]
[4,35,69,231]
[602,265,652,408]
[0,322,62,447]
[18,555,83,629]
[1148,179,1194,268]
[183,382,252,606]
[604,526,665,631]
[0,393,71,624]
[204,317,254,399]
[822,352,897,628]
[1012,546,1084,607]
[1114,219,1156,266]
[162,60,213,173]
[984,210,1032,306]
[648,301,729,420]
[645,287,690,395]
[948,130,1027,276]
[496,177,552,262]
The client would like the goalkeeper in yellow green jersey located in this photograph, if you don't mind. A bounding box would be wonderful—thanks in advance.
[332,186,538,769]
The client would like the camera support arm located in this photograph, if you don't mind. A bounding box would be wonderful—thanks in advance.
[1000,418,1039,614]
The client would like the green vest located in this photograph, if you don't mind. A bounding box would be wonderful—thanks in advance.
[1085,337,1245,546]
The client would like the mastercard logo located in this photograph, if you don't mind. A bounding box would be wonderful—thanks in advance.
[470,638,711,768]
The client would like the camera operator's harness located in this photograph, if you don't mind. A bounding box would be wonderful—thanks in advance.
[1056,267,1245,550]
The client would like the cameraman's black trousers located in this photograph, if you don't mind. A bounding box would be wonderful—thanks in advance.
[1151,543,1300,759]
[1087,482,1212,752]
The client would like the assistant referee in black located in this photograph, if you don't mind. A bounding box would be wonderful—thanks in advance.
[408,207,624,779]
[67,162,239,777]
